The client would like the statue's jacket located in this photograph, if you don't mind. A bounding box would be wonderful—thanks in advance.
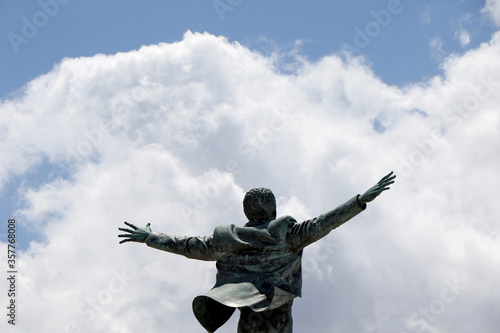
[146,196,366,332]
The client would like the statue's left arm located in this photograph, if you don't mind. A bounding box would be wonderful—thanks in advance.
[287,171,395,252]
[118,222,221,261]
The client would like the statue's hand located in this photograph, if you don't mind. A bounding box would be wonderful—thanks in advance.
[358,171,396,205]
[118,222,152,244]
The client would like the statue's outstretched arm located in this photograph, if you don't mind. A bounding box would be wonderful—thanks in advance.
[118,222,220,261]
[288,171,395,251]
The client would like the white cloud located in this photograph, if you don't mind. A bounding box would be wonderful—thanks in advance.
[456,29,471,47]
[420,6,433,25]
[482,0,500,26]
[1,30,500,332]
[430,37,446,61]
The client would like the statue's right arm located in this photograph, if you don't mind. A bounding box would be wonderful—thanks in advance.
[118,222,221,261]
[286,172,395,252]
[286,195,366,252]
[145,232,221,261]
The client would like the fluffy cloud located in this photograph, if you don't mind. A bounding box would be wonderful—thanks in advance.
[1,30,499,332]
[483,0,500,26]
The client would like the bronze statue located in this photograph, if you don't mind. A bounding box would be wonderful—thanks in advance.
[119,171,396,332]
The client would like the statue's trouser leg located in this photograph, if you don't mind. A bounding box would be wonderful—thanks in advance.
[237,300,293,333]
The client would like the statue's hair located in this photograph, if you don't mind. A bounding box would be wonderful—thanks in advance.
[243,188,276,221]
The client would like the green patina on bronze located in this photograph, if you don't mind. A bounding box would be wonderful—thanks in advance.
[119,171,396,332]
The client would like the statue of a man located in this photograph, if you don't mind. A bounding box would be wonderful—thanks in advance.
[119,172,395,332]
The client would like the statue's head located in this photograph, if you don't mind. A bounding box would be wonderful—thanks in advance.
[243,187,277,222]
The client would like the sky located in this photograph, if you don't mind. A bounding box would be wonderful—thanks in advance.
[1,0,499,332]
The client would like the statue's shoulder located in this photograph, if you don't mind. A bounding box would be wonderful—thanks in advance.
[212,224,249,242]
[213,224,236,237]
[268,215,297,239]
[273,215,297,224]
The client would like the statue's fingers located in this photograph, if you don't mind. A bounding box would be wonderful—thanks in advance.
[381,171,393,179]
[119,238,134,244]
[124,221,138,230]
[379,171,394,183]
[371,186,390,195]
[118,234,133,238]
[379,177,395,186]
[118,228,134,233]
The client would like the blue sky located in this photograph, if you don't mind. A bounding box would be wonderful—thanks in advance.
[1,1,500,332]
[1,0,497,99]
